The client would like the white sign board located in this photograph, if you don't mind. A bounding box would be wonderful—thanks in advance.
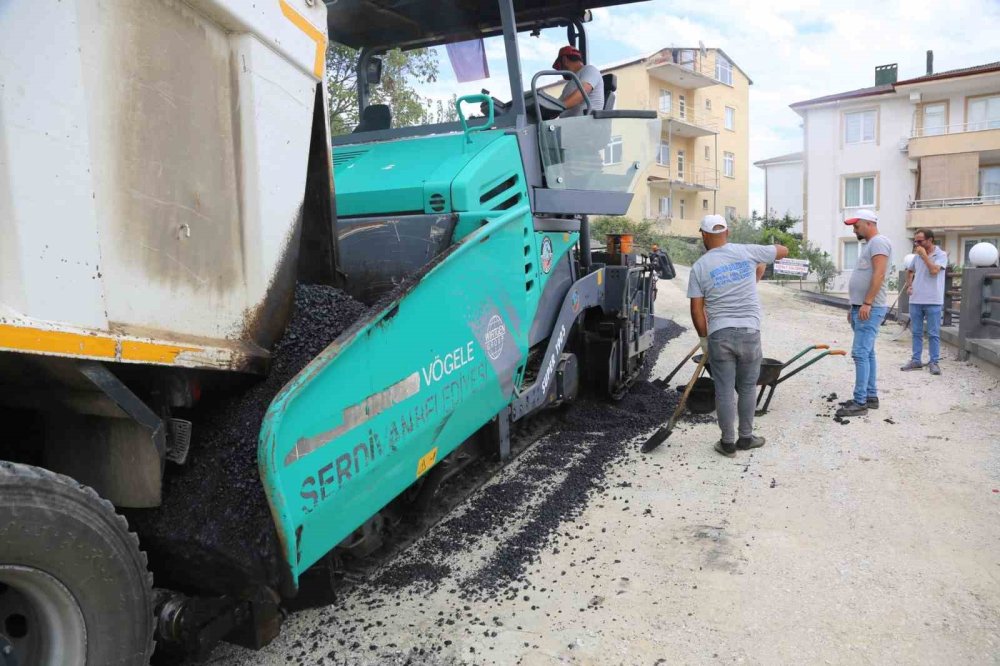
[774,258,810,276]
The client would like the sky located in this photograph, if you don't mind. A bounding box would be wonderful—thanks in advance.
[414,0,1000,215]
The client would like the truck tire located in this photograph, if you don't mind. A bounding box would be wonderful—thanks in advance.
[0,462,154,665]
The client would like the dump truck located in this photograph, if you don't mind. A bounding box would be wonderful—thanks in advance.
[0,0,664,662]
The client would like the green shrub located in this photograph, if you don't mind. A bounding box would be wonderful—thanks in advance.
[801,241,839,293]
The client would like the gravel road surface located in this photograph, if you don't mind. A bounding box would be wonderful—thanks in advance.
[211,266,1000,666]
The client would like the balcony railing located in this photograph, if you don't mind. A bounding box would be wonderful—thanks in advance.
[648,50,719,80]
[911,121,1000,138]
[908,195,1000,209]
[650,163,720,190]
[657,109,719,133]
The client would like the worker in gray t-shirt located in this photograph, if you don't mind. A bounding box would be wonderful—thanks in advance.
[552,45,604,117]
[836,209,893,418]
[902,228,948,374]
[687,214,787,457]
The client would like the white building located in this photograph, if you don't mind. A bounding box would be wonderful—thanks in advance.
[792,59,1000,291]
[753,151,803,232]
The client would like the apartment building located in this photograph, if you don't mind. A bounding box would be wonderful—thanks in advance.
[601,48,751,237]
[793,58,1000,290]
[753,151,803,233]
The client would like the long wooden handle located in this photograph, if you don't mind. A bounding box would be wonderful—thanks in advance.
[661,341,701,386]
[666,350,709,432]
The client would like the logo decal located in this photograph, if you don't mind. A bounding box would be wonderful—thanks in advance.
[540,236,554,274]
[486,314,506,361]
[571,290,580,313]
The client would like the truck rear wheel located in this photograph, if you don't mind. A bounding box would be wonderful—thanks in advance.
[0,462,154,665]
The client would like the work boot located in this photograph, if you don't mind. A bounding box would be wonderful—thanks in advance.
[714,440,736,458]
[929,362,941,375]
[736,435,765,450]
[900,360,923,371]
[835,401,869,418]
[839,397,878,409]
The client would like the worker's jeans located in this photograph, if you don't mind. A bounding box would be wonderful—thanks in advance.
[849,305,888,405]
[910,303,942,364]
[708,327,762,444]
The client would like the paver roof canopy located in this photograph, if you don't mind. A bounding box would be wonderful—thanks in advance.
[324,0,645,50]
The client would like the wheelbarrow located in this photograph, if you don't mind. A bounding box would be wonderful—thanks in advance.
[691,344,846,416]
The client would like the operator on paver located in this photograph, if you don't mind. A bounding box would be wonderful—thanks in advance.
[901,228,947,375]
[551,45,603,116]
[687,214,788,458]
[836,210,893,418]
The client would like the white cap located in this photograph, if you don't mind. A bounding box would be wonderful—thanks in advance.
[844,209,878,225]
[700,214,728,234]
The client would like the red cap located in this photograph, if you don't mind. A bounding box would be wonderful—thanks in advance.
[553,46,582,70]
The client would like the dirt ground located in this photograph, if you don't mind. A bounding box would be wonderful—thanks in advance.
[212,267,1000,666]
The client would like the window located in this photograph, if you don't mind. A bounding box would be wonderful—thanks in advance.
[658,196,672,217]
[981,166,1000,197]
[844,175,876,208]
[678,49,696,70]
[657,140,670,166]
[969,95,1000,131]
[922,103,946,136]
[679,199,686,218]
[659,89,672,114]
[704,145,711,160]
[844,241,859,270]
[677,150,685,179]
[723,152,735,178]
[702,198,709,210]
[603,135,623,165]
[964,238,999,264]
[679,95,686,119]
[705,99,712,111]
[715,55,733,85]
[725,106,736,131]
[725,206,736,221]
[845,109,877,144]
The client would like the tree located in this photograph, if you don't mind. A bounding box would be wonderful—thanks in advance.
[326,44,441,135]
[759,212,801,235]
[802,241,839,293]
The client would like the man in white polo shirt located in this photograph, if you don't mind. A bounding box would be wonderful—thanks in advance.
[901,228,948,375]
[687,214,788,457]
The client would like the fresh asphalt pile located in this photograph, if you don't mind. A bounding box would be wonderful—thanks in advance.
[130,284,368,595]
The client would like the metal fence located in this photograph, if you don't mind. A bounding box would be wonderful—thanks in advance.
[908,195,1000,209]
[911,121,1000,137]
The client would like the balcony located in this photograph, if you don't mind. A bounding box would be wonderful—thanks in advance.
[908,124,1000,158]
[658,109,718,138]
[645,50,719,90]
[906,195,1000,229]
[648,163,719,191]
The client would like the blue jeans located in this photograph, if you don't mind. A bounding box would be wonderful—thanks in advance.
[910,303,942,363]
[849,305,888,405]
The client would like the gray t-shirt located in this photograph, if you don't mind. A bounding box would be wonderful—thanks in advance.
[687,243,779,335]
[848,235,892,306]
[559,64,604,117]
[910,246,948,305]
